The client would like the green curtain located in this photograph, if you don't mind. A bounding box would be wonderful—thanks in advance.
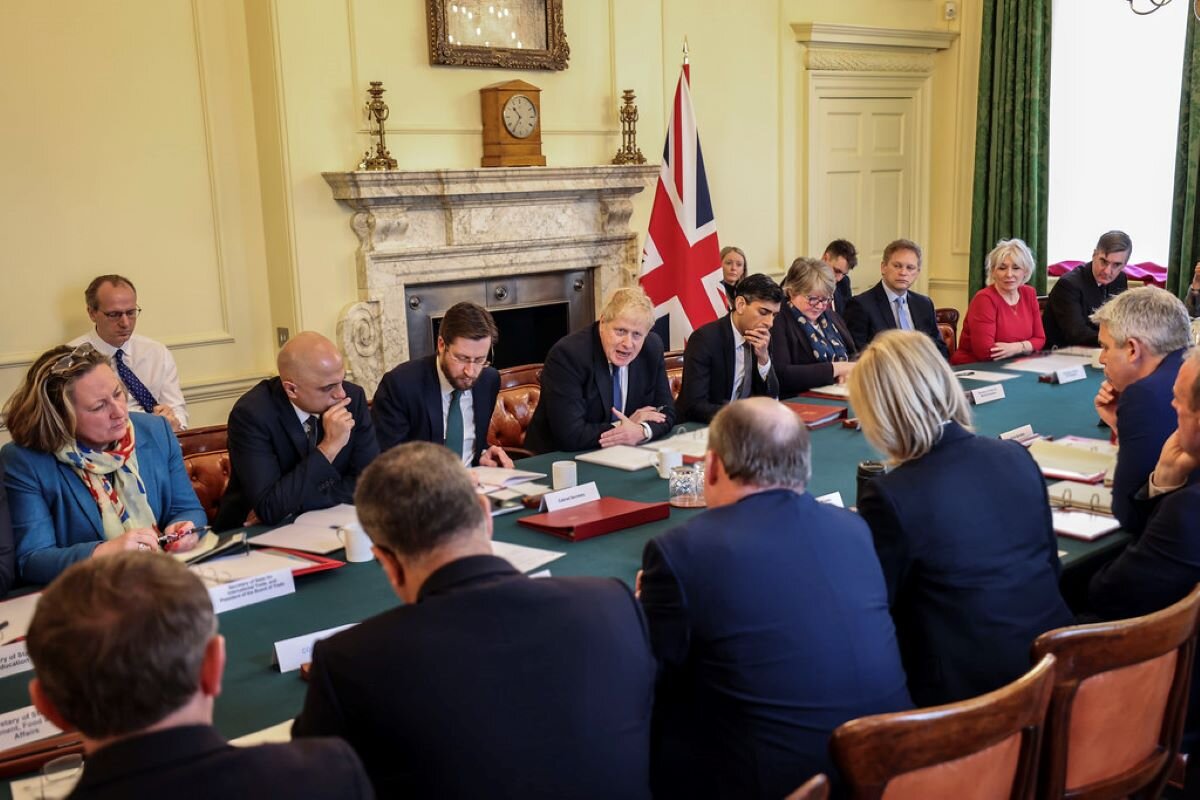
[1168,11,1200,299]
[968,0,1052,298]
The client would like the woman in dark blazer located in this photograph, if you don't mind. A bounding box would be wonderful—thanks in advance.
[849,331,1073,708]
[769,257,857,397]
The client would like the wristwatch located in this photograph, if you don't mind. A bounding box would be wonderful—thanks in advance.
[640,422,653,442]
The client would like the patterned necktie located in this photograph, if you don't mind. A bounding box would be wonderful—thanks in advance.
[304,415,320,452]
[738,343,754,399]
[895,296,913,331]
[445,389,465,460]
[112,349,158,410]
[611,367,623,421]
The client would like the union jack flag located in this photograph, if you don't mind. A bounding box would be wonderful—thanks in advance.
[639,61,723,350]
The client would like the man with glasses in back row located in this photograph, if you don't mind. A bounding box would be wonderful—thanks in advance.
[843,238,950,358]
[70,274,189,430]
[372,302,513,467]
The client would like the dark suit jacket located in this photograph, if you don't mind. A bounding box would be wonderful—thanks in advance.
[68,725,373,800]
[676,315,779,423]
[768,307,858,398]
[843,281,949,357]
[215,378,379,531]
[0,460,16,597]
[1111,348,1187,535]
[834,273,853,315]
[640,490,912,798]
[372,355,499,463]
[523,323,676,453]
[858,422,1073,707]
[1042,263,1128,348]
[293,555,656,799]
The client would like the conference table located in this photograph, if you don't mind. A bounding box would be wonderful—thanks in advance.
[0,355,1128,792]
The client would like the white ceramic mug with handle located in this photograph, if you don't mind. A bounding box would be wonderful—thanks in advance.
[336,522,375,563]
[656,449,683,479]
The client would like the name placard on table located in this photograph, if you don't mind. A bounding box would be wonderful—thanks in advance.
[207,569,296,615]
[968,384,1006,405]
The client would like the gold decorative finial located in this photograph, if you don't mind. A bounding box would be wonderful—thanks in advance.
[682,36,689,65]
[359,81,397,171]
[612,90,646,165]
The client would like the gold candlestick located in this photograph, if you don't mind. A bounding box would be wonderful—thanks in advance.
[612,89,646,166]
[359,81,398,171]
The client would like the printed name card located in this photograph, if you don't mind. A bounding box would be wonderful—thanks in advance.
[0,706,60,752]
[0,641,32,680]
[968,384,1006,405]
[208,569,295,615]
[1055,365,1087,384]
[999,424,1035,441]
[273,623,357,673]
[543,481,601,512]
[816,492,845,508]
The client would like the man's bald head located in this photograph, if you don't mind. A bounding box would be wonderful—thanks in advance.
[277,332,347,414]
[708,398,811,491]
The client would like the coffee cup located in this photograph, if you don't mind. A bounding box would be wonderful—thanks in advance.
[656,449,683,479]
[552,460,577,491]
[336,522,375,563]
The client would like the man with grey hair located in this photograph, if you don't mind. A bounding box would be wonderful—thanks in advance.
[293,442,657,799]
[638,397,911,798]
[1043,230,1132,347]
[1092,286,1193,533]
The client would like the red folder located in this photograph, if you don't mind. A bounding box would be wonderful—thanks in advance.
[518,498,670,541]
[787,403,848,430]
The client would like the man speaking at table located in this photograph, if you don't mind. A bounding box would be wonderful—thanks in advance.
[1043,230,1131,348]
[524,287,675,453]
[293,442,657,798]
[676,273,782,423]
[638,398,912,798]
[215,332,378,530]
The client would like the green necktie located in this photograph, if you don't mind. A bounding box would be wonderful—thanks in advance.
[445,389,465,461]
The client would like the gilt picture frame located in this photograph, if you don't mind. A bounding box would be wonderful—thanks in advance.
[426,0,569,71]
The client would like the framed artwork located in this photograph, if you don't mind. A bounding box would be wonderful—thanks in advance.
[426,0,569,70]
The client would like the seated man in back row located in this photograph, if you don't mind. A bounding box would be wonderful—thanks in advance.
[677,273,781,423]
[524,287,676,453]
[215,332,379,530]
[1042,229,1131,348]
[843,238,949,358]
[371,301,511,467]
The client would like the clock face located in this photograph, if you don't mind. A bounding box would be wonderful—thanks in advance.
[502,94,538,139]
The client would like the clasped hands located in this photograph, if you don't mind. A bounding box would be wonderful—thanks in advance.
[600,406,666,448]
[93,520,201,558]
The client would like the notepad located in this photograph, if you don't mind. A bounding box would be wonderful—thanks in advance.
[491,540,565,573]
[1004,354,1095,374]
[472,466,547,489]
[576,445,658,472]
[643,428,709,458]
[248,523,343,555]
[954,369,1021,382]
[1047,481,1113,515]
[1029,439,1115,484]
[1052,509,1121,541]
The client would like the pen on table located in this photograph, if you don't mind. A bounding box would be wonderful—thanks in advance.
[158,525,212,548]
[610,406,666,427]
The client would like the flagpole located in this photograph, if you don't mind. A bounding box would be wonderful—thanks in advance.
[682,36,689,65]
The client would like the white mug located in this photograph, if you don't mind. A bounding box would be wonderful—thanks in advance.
[656,449,683,479]
[552,460,578,491]
[336,522,375,563]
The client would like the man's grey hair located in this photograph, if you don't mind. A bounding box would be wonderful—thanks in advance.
[1090,286,1191,356]
[708,398,811,490]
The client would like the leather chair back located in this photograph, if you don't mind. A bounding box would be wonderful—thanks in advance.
[1032,583,1200,799]
[934,307,960,359]
[664,350,684,401]
[831,654,1056,800]
[177,424,228,457]
[487,363,543,459]
[184,450,231,525]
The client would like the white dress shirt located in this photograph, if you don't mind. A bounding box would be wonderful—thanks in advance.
[881,284,915,331]
[729,317,772,402]
[437,363,476,466]
[70,331,189,429]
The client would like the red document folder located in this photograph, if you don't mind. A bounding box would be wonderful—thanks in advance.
[518,498,670,542]
[787,403,848,430]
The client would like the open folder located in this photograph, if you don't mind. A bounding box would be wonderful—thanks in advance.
[786,403,847,430]
[518,498,670,542]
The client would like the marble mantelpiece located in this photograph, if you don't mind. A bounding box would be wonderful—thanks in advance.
[323,165,658,394]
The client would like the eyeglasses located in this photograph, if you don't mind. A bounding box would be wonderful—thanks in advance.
[448,350,493,369]
[50,343,100,377]
[805,295,832,308]
[99,307,141,320]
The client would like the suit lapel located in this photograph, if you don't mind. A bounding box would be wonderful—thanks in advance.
[873,284,898,330]
[470,372,493,447]
[58,461,103,537]
[426,359,445,442]
[591,325,615,416]
[271,380,310,459]
[719,316,736,398]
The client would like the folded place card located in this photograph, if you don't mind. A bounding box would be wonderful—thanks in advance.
[543,481,601,512]
[968,384,1006,405]
[0,707,59,753]
[205,568,296,615]
[816,492,844,507]
[274,624,357,673]
[1054,364,1088,384]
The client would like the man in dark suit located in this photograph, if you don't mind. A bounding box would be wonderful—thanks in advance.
[524,287,676,453]
[638,398,912,798]
[293,442,657,799]
[843,238,949,357]
[372,302,511,467]
[677,273,782,423]
[1043,230,1131,348]
[1091,287,1193,534]
[26,553,372,800]
[823,238,858,315]
[215,331,379,530]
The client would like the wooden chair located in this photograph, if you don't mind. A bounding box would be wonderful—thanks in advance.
[935,307,960,359]
[831,654,1056,800]
[1038,295,1050,315]
[176,423,228,457]
[487,363,543,460]
[1032,584,1200,799]
[784,773,830,800]
[184,450,231,525]
[664,349,685,401]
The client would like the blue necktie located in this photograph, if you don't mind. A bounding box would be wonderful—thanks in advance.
[895,297,913,331]
[611,367,623,421]
[445,389,465,461]
[113,349,158,410]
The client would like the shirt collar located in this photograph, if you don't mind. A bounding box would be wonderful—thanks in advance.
[729,315,746,348]
[84,331,135,359]
[435,357,455,396]
[881,283,907,304]
[289,401,312,426]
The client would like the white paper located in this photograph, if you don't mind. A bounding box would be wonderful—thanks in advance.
[231,720,294,747]
[472,466,546,488]
[274,624,356,673]
[1003,354,1095,374]
[1058,549,1068,559]
[1054,346,1102,358]
[205,568,296,614]
[1055,365,1088,384]
[806,383,850,398]
[0,592,41,642]
[10,771,76,800]
[1052,509,1121,541]
[544,481,601,512]
[968,384,1006,404]
[642,428,709,458]
[194,550,308,582]
[1055,436,1119,457]
[816,491,845,507]
[491,540,566,573]
[529,570,553,579]
[0,641,32,680]
[954,369,1021,382]
[294,503,358,528]
[0,706,61,752]
[248,524,343,554]
[508,481,551,496]
[1029,439,1115,482]
[999,424,1035,441]
[575,445,657,472]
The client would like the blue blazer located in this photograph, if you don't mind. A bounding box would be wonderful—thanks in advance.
[371,355,499,462]
[1112,348,1187,535]
[858,422,1073,707]
[2,413,206,585]
[676,314,779,423]
[523,323,676,453]
[843,281,949,357]
[640,490,912,798]
[294,555,656,799]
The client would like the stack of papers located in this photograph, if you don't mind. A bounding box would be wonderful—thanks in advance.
[576,445,658,472]
[1028,439,1115,484]
[1004,354,1095,374]
[1052,509,1121,541]
[491,541,565,573]
[247,504,358,554]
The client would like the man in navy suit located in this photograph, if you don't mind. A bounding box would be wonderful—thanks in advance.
[638,398,912,798]
[215,332,379,530]
[372,302,512,467]
[1043,230,1131,348]
[1091,287,1193,534]
[677,273,782,423]
[27,553,372,800]
[843,238,949,357]
[293,442,657,799]
[524,287,675,453]
[823,238,858,315]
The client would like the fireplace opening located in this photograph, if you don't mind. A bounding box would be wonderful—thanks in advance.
[433,301,570,369]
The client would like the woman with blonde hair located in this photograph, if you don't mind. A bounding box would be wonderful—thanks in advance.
[2,344,205,584]
[717,246,747,310]
[951,238,1045,364]
[769,257,856,397]
[849,330,1071,707]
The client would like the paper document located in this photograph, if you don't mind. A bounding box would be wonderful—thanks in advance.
[642,427,709,458]
[0,592,41,642]
[248,523,343,554]
[1055,435,1119,458]
[1047,481,1113,515]
[806,383,850,399]
[1053,346,1102,359]
[491,540,566,573]
[190,550,306,584]
[472,466,547,489]
[1003,354,1095,374]
[231,720,293,746]
[1028,439,1115,483]
[576,445,657,472]
[954,369,1021,382]
[1052,509,1121,541]
[294,504,358,528]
